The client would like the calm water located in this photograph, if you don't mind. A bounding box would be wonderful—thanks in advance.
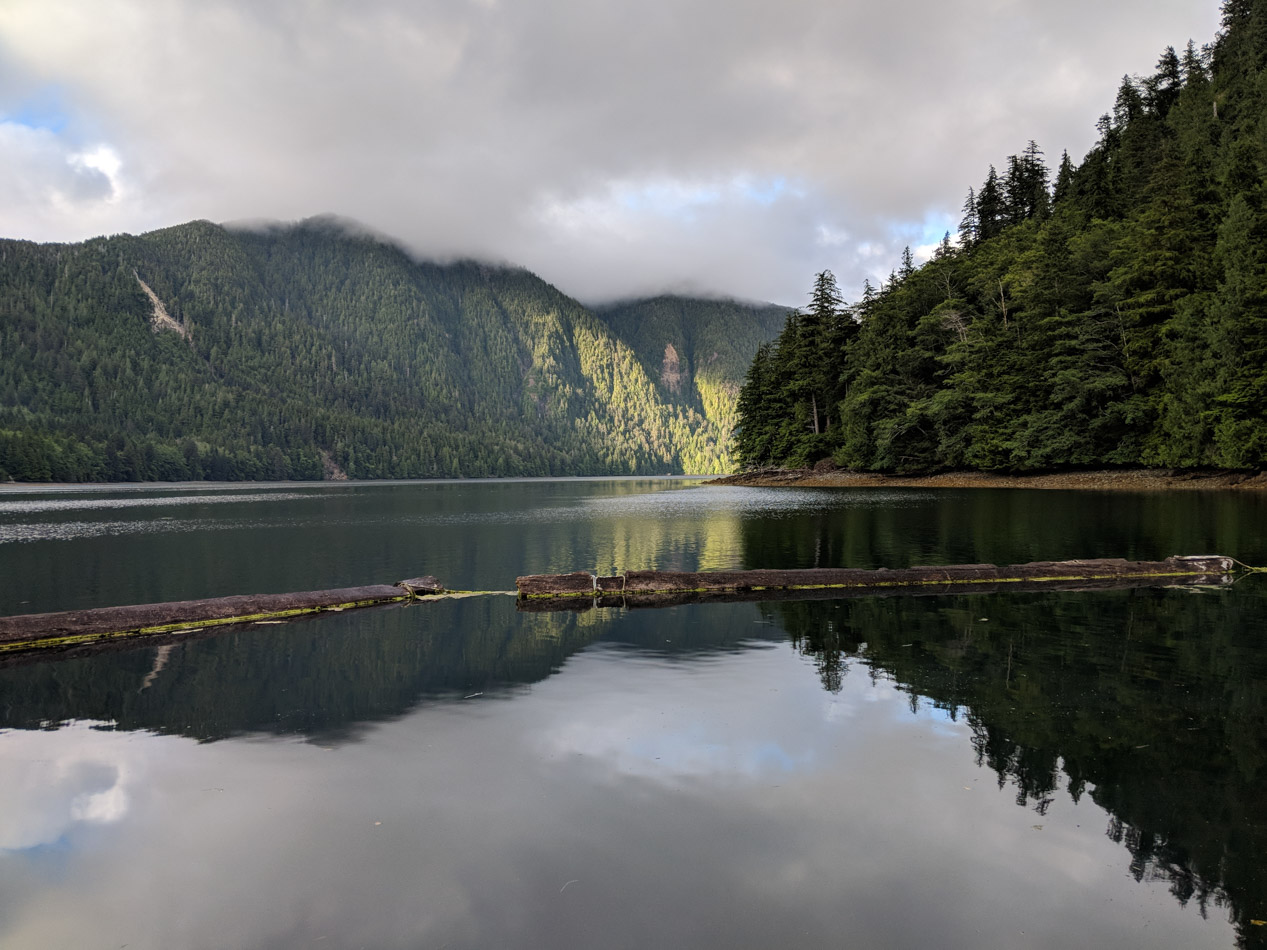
[1,479,1265,949]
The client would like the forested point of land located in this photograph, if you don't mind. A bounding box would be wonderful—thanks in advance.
[0,218,785,482]
[736,0,1267,475]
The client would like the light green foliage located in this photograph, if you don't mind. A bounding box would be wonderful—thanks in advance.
[595,296,789,471]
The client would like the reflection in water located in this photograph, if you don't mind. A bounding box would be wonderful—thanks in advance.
[775,586,1267,948]
[1,480,1265,948]
[0,490,313,516]
[0,599,771,741]
[0,588,1263,946]
[5,480,1266,615]
[737,487,1267,571]
[0,612,1242,950]
[0,724,130,851]
[0,516,277,544]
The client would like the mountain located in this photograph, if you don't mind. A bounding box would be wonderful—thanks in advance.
[0,218,787,481]
[596,295,788,459]
[735,0,1267,474]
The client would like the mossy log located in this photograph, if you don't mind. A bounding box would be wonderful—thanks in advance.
[0,577,446,656]
[516,556,1235,611]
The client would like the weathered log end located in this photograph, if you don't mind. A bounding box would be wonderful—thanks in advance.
[397,576,445,596]
[1167,555,1235,574]
[516,572,596,598]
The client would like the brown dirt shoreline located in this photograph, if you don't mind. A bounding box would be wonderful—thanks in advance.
[708,467,1267,491]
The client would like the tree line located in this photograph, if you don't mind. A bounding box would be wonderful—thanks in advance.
[736,1,1267,473]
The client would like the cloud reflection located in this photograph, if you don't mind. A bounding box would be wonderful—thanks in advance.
[0,723,134,850]
[0,638,1235,949]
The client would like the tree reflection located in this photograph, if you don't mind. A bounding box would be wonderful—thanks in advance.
[765,586,1267,948]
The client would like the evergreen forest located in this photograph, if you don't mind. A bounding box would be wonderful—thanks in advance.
[0,218,785,481]
[736,0,1267,474]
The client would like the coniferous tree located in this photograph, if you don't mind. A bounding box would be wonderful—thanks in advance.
[733,1,1267,475]
[899,247,916,279]
[1052,151,1076,205]
[977,166,1007,241]
[958,187,979,247]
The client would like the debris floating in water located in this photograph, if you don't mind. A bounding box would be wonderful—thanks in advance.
[515,556,1238,611]
[0,557,1248,658]
[0,575,448,659]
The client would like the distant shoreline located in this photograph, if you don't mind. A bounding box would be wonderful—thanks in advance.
[708,467,1267,492]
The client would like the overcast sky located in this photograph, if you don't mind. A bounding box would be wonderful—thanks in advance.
[0,0,1223,307]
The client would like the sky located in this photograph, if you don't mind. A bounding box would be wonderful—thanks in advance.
[0,0,1224,307]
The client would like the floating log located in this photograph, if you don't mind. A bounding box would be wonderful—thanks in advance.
[0,577,447,656]
[516,556,1236,611]
[0,557,1243,655]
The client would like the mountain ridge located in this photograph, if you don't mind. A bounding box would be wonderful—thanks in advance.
[0,218,787,481]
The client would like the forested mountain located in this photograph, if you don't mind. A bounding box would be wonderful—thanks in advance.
[596,295,787,465]
[736,0,1267,474]
[0,218,785,481]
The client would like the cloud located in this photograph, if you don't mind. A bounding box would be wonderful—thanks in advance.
[0,723,134,851]
[0,0,1223,304]
[0,123,121,232]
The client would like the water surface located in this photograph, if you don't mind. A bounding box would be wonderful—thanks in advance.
[1,479,1264,949]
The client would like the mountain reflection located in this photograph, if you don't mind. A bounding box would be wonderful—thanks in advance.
[0,597,775,742]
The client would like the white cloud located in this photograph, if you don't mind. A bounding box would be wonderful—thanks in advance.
[0,0,1225,304]
[0,123,129,238]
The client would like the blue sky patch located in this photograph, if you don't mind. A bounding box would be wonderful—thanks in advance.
[3,86,70,133]
[739,176,789,206]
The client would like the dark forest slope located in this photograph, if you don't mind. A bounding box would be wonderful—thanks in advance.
[0,219,785,481]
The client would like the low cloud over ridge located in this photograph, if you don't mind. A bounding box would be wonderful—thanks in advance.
[0,0,1222,305]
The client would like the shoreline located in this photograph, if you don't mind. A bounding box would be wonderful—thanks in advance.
[707,467,1267,491]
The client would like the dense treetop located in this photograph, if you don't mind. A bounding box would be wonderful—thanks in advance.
[736,0,1267,473]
